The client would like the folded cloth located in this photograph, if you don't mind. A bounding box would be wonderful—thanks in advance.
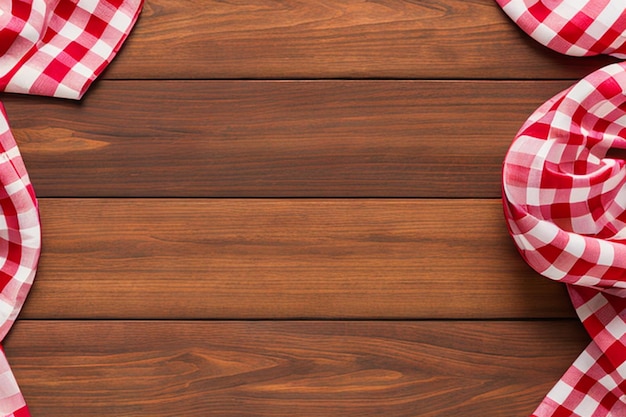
[496,0,626,57]
[0,1,143,415]
[0,102,39,417]
[0,0,143,99]
[503,62,626,416]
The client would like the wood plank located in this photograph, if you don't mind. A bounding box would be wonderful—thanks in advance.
[21,198,575,320]
[105,0,616,80]
[6,80,575,198]
[4,320,589,417]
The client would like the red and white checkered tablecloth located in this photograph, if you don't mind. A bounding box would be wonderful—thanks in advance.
[497,1,626,416]
[503,61,626,416]
[0,1,142,415]
[496,0,626,57]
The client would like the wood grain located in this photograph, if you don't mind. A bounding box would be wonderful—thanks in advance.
[104,0,616,80]
[6,80,575,198]
[4,320,589,417]
[20,198,574,320]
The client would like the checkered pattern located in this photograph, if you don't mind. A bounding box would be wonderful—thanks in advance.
[0,0,143,99]
[496,0,626,58]
[0,1,143,415]
[503,62,626,416]
[0,104,39,417]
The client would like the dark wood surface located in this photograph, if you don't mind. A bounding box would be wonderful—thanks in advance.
[0,0,599,415]
[22,199,572,320]
[6,321,589,417]
[102,0,616,80]
[7,80,574,198]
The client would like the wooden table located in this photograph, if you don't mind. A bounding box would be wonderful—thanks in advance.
[2,0,617,415]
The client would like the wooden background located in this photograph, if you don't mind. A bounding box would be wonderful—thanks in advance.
[1,0,618,415]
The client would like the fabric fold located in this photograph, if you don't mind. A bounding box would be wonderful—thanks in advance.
[0,1,143,415]
[0,346,28,417]
[496,0,626,58]
[0,0,143,99]
[0,102,37,417]
[503,61,626,416]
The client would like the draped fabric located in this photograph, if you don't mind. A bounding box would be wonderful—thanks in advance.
[504,62,626,416]
[496,0,626,58]
[498,1,626,416]
[0,1,142,415]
